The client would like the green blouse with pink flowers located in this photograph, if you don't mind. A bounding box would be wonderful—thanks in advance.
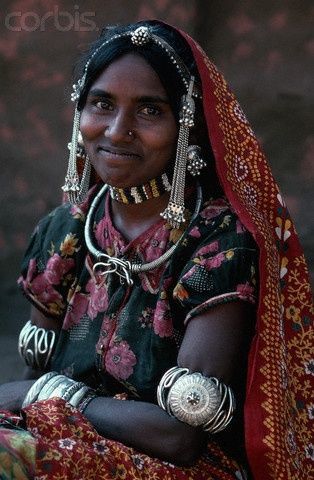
[18,185,258,402]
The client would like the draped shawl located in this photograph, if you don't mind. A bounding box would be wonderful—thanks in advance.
[176,25,314,480]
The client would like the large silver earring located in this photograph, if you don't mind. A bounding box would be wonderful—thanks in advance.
[68,131,87,160]
[62,106,91,204]
[77,131,87,159]
[161,77,195,229]
[187,145,207,176]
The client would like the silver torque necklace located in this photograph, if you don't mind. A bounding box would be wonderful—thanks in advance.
[84,183,203,286]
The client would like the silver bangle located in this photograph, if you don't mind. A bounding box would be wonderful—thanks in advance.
[23,371,96,412]
[69,386,92,408]
[77,392,97,413]
[22,371,59,408]
[62,381,86,402]
[18,320,57,370]
[38,375,73,401]
[157,366,236,433]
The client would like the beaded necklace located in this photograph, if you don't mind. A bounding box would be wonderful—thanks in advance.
[109,172,171,204]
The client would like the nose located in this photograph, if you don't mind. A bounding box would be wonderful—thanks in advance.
[104,110,134,143]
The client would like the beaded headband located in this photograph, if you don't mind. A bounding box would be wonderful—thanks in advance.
[62,25,201,228]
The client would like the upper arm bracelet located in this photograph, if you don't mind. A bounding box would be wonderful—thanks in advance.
[18,320,57,370]
[157,366,236,433]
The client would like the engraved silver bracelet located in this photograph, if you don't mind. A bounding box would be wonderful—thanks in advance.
[157,366,236,433]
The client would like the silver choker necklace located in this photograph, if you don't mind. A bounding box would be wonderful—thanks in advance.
[84,183,203,286]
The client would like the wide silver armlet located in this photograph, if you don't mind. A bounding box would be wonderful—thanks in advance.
[157,366,236,433]
[18,320,57,370]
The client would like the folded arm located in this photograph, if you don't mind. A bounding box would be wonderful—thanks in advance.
[83,301,255,464]
[1,301,254,465]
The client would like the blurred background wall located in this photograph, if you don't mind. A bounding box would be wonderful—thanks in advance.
[0,0,313,381]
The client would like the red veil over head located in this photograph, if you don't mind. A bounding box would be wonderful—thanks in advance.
[176,26,314,480]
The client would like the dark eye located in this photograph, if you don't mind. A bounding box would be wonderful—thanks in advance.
[140,105,161,116]
[94,100,113,110]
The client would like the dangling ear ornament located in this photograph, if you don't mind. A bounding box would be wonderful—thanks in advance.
[160,76,196,229]
[67,131,87,161]
[187,145,207,176]
[62,73,91,204]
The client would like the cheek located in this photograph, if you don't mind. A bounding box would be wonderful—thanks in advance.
[150,122,178,155]
[80,111,102,140]
[164,128,178,158]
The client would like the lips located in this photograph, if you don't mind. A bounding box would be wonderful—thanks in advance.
[97,146,140,159]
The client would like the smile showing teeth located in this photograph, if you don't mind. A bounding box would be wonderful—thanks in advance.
[106,151,133,157]
[98,147,138,158]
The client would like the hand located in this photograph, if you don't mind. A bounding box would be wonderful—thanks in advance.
[0,380,35,413]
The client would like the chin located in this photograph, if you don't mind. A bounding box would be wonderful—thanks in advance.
[93,163,162,188]
[100,174,136,189]
[97,170,152,189]
[92,168,129,188]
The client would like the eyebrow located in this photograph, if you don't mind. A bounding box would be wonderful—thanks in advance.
[88,89,169,104]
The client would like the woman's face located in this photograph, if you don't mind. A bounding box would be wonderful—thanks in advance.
[80,53,178,188]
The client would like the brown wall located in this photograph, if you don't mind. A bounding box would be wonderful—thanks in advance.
[1,0,313,339]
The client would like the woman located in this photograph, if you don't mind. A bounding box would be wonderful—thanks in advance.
[0,20,313,480]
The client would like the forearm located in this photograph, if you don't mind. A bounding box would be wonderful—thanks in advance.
[0,380,35,412]
[84,396,206,465]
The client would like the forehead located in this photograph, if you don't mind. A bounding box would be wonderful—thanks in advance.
[90,52,168,97]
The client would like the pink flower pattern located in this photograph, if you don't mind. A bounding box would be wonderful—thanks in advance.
[189,226,201,238]
[31,276,63,305]
[153,278,173,338]
[140,227,169,263]
[153,304,173,338]
[105,340,137,380]
[197,240,219,256]
[45,254,74,284]
[236,282,255,300]
[19,256,71,306]
[200,199,229,221]
[63,292,89,330]
[86,277,108,319]
[200,252,225,270]
[95,216,122,252]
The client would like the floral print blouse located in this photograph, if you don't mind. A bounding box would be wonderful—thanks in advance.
[18,185,258,402]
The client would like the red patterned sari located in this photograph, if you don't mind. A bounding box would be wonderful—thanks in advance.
[1,399,247,479]
[180,26,314,480]
[0,21,313,480]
